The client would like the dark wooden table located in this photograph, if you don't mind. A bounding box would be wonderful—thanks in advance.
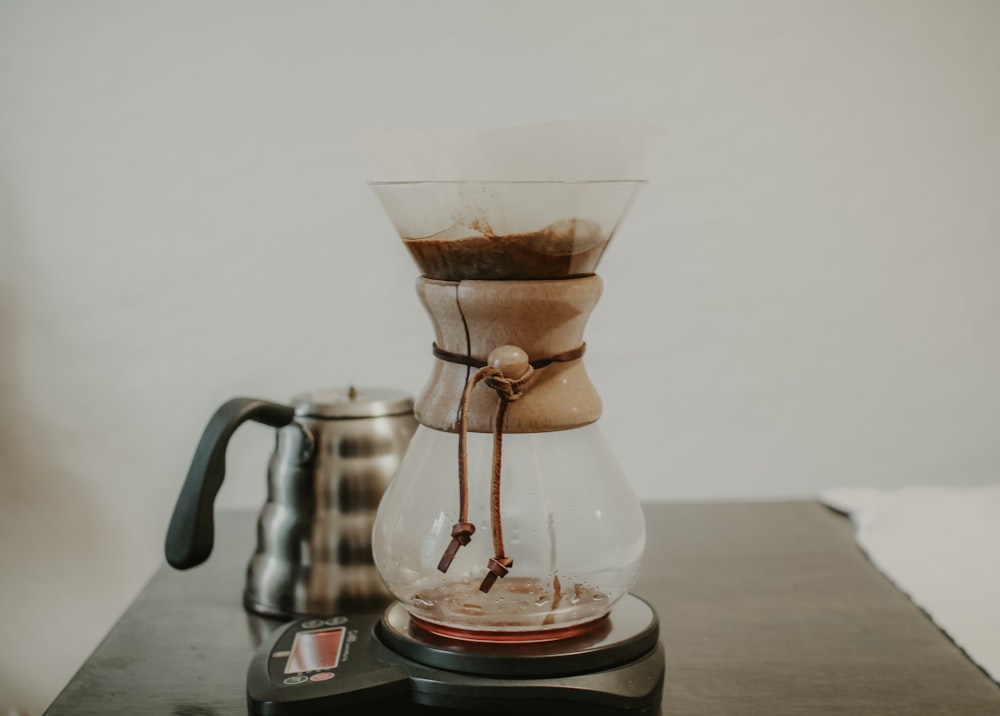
[45,502,1000,715]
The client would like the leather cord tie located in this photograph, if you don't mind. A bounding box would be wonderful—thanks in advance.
[432,342,586,371]
[433,343,585,593]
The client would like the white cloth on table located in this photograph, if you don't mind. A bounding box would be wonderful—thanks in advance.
[821,484,1000,684]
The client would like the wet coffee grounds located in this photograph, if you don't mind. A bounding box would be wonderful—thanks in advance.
[403,219,609,281]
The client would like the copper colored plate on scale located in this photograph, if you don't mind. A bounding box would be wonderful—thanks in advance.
[375,593,660,679]
[409,613,611,644]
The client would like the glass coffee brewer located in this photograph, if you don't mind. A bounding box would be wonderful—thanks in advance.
[370,180,649,638]
[247,124,665,715]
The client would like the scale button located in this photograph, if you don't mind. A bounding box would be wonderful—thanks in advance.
[309,672,335,682]
[323,617,347,627]
[301,619,324,629]
[283,675,309,685]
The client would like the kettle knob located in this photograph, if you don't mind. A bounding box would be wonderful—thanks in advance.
[165,397,295,570]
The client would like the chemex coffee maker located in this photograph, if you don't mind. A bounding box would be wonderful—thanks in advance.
[170,122,665,715]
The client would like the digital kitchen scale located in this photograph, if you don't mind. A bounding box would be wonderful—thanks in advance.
[247,593,665,715]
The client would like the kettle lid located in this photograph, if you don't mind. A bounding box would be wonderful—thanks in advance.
[290,386,414,419]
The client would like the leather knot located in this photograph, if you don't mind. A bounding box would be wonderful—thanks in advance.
[479,556,514,593]
[483,365,533,402]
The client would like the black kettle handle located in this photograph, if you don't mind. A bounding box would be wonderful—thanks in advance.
[165,397,296,569]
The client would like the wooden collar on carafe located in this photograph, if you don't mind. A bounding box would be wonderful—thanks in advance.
[434,343,585,593]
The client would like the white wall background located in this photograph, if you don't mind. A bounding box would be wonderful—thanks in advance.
[1,1,998,712]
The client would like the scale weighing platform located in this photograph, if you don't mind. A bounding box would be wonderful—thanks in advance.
[247,593,665,715]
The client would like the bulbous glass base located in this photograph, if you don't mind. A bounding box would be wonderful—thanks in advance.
[372,423,645,639]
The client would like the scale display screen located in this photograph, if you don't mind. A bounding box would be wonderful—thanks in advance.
[284,627,346,674]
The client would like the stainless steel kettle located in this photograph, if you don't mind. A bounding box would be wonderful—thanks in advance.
[165,387,417,619]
